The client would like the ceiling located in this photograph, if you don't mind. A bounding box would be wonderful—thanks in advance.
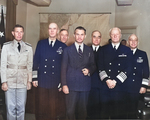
[116,0,134,6]
[23,0,51,6]
[23,0,134,7]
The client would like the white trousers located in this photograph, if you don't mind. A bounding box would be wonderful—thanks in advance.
[5,88,27,120]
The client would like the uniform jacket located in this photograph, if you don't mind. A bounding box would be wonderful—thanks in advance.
[126,49,149,93]
[91,46,102,89]
[1,40,33,88]
[33,38,67,89]
[61,43,96,91]
[98,43,133,91]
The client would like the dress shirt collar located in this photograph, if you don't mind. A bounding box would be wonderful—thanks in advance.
[75,42,84,52]
[48,38,56,47]
[132,48,137,54]
[92,45,99,52]
[14,39,23,46]
[111,42,120,50]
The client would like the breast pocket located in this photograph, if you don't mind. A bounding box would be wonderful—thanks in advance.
[21,51,28,62]
[8,53,17,62]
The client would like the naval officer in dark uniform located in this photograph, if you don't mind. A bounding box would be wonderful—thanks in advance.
[33,23,67,120]
[87,30,102,119]
[127,34,149,118]
[97,27,133,119]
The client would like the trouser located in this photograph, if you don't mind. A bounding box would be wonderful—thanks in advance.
[5,88,27,120]
[35,87,59,120]
[66,91,89,120]
[127,92,140,119]
[87,88,101,119]
[100,90,128,119]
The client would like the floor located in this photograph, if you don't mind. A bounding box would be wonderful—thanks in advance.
[0,113,36,120]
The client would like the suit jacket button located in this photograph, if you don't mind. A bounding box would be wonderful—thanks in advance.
[44,71,46,74]
[45,59,47,61]
[134,67,136,69]
[45,65,47,67]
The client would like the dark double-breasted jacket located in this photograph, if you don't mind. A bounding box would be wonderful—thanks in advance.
[98,43,133,92]
[127,49,149,93]
[33,38,67,89]
[61,43,96,92]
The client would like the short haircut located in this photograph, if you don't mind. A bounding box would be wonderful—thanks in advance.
[109,27,121,36]
[74,26,86,34]
[60,29,68,33]
[91,30,102,37]
[13,24,24,31]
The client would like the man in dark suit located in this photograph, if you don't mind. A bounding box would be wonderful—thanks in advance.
[98,27,133,119]
[61,26,96,120]
[33,23,67,120]
[87,30,102,119]
[127,34,149,118]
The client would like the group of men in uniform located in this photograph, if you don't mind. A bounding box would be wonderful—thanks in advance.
[0,22,149,120]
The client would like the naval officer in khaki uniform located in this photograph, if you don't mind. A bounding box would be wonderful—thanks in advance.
[1,24,33,120]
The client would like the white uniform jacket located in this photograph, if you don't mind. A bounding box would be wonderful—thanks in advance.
[1,40,33,88]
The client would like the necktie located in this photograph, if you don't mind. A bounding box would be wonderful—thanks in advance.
[50,41,53,47]
[78,45,83,58]
[18,42,21,52]
[94,47,97,52]
[114,45,116,51]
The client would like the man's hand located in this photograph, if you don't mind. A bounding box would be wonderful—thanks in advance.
[106,79,116,89]
[139,87,146,94]
[32,81,38,87]
[27,81,32,90]
[63,85,69,94]
[1,82,8,91]
[82,68,89,76]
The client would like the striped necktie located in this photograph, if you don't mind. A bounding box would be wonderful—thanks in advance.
[78,45,83,58]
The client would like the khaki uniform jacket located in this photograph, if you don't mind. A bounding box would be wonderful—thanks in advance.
[1,40,33,88]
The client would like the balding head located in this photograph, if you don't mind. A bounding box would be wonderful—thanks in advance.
[128,34,138,49]
[48,23,59,40]
[109,27,122,44]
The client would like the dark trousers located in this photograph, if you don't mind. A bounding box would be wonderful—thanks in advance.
[35,87,59,120]
[87,88,101,119]
[66,91,89,120]
[127,92,140,119]
[58,91,66,119]
[100,90,128,119]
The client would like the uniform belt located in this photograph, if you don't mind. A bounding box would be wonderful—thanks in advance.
[7,65,27,69]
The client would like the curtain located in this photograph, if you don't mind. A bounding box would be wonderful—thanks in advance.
[6,0,18,41]
[40,13,110,46]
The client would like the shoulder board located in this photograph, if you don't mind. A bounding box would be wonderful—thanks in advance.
[3,41,11,45]
[25,42,32,47]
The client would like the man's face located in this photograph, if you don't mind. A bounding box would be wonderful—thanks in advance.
[128,34,138,49]
[12,27,24,41]
[48,23,58,39]
[92,31,101,46]
[110,28,121,44]
[60,30,68,43]
[74,29,86,44]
